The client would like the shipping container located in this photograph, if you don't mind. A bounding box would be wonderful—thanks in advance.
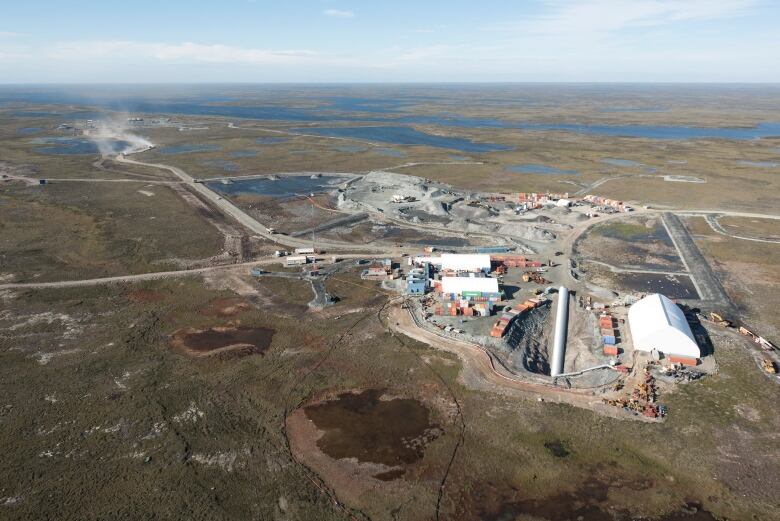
[603,346,619,356]
[603,335,616,345]
[667,355,698,366]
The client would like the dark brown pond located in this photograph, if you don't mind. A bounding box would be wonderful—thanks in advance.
[304,389,441,470]
[179,327,274,354]
[477,479,718,521]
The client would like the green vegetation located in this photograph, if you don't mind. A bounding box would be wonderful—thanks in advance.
[593,220,652,240]
[0,182,223,282]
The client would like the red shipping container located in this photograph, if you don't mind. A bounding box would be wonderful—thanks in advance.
[603,346,619,356]
[667,355,698,366]
[599,317,614,328]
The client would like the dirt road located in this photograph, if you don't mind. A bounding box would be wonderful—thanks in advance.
[116,155,395,253]
[0,254,391,290]
[387,303,649,420]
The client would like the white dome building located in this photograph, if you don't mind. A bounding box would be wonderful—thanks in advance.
[628,294,700,363]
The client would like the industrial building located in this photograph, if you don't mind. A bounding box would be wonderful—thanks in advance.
[628,294,700,364]
[441,253,491,273]
[406,263,430,295]
[286,255,313,266]
[440,276,499,298]
[414,253,492,272]
[362,259,397,281]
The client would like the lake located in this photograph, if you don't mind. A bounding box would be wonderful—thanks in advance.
[292,126,512,153]
[32,136,131,155]
[506,164,580,176]
[158,144,221,154]
[6,86,780,141]
[602,158,641,167]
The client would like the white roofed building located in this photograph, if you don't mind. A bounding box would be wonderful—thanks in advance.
[628,294,700,362]
[441,276,499,296]
[440,253,491,273]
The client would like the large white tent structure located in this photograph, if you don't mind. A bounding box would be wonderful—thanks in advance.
[628,294,700,360]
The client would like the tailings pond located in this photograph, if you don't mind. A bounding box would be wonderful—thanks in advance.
[207,175,351,199]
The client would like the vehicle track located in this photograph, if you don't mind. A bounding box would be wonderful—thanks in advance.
[379,297,466,521]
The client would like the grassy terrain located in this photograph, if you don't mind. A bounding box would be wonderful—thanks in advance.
[718,216,780,240]
[683,216,780,337]
[2,275,779,520]
[0,182,223,282]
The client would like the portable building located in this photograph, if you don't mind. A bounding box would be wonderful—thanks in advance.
[286,255,311,266]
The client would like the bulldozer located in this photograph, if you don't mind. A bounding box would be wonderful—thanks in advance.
[761,358,777,374]
[709,312,731,328]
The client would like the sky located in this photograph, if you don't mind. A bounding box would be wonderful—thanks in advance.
[1,0,779,83]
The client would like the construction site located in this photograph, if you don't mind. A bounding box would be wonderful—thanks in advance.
[196,161,780,422]
[4,85,780,521]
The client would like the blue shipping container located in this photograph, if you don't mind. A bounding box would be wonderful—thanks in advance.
[603,335,616,345]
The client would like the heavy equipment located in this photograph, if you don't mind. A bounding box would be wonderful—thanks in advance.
[709,312,731,327]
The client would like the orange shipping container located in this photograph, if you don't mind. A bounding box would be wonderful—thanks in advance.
[603,346,619,356]
[667,355,698,366]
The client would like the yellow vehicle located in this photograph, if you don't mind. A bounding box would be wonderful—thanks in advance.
[709,312,731,327]
[761,359,776,374]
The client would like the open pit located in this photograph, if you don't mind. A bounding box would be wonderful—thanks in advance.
[170,326,274,358]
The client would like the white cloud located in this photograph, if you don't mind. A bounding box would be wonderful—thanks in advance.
[517,0,759,36]
[46,41,318,64]
[0,31,23,37]
[323,9,355,18]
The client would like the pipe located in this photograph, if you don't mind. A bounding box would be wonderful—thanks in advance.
[551,286,569,376]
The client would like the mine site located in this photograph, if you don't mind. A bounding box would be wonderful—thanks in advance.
[2,80,780,521]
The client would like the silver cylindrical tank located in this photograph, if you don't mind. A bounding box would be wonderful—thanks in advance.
[551,286,569,376]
